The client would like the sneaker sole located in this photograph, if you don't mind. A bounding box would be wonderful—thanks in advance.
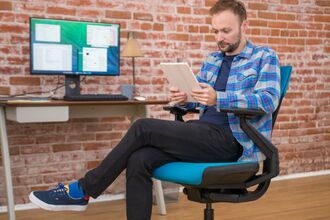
[29,192,87,212]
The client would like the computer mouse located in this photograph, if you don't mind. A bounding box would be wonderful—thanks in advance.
[134,96,146,101]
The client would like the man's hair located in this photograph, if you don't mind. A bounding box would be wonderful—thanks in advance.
[210,0,247,23]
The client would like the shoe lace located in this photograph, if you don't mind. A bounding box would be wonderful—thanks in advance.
[50,183,68,197]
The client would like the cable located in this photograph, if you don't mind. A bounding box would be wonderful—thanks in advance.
[0,75,88,99]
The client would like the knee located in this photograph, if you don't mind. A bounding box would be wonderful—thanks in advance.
[129,118,156,135]
[126,150,151,177]
[127,149,146,168]
[131,118,150,129]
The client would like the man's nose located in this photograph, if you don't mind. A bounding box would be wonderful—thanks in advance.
[216,32,224,41]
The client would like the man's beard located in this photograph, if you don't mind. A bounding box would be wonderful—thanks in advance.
[217,32,241,53]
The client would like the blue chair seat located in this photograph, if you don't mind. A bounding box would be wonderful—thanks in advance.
[153,161,259,187]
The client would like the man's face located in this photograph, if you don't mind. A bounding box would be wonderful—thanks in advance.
[211,10,246,54]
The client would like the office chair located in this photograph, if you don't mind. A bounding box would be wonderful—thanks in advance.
[153,66,292,220]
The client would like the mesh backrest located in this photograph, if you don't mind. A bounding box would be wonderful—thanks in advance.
[272,66,293,127]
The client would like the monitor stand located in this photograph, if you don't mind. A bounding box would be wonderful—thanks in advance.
[64,75,81,98]
[63,75,128,101]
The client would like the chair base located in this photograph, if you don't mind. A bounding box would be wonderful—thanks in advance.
[204,203,214,220]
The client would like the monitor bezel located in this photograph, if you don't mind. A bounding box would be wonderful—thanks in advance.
[29,17,121,77]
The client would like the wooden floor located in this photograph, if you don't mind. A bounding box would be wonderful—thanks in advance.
[1,174,330,220]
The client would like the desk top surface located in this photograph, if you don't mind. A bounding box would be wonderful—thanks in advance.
[0,99,169,107]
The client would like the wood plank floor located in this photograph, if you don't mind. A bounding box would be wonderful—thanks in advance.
[1,174,330,220]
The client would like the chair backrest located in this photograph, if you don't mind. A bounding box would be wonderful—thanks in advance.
[240,65,292,190]
[272,66,293,127]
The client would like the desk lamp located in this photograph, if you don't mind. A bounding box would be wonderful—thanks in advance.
[121,32,143,94]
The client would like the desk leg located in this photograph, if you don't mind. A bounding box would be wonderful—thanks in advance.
[0,107,16,220]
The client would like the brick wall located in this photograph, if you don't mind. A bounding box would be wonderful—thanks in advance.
[0,0,329,205]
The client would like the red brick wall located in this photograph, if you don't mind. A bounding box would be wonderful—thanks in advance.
[0,0,329,205]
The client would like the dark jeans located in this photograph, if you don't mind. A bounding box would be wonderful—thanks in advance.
[79,118,242,220]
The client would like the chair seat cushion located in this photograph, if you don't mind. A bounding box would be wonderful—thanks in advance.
[153,161,259,186]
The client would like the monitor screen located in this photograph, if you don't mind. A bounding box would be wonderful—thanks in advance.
[30,17,120,76]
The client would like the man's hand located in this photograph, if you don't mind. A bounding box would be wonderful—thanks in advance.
[169,86,187,105]
[191,83,217,106]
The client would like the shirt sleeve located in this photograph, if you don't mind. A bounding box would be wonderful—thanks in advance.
[216,49,281,114]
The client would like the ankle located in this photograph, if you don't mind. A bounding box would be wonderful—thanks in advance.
[68,181,85,199]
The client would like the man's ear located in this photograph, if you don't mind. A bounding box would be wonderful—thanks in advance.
[241,20,248,33]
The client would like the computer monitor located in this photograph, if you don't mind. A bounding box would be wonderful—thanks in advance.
[29,17,120,99]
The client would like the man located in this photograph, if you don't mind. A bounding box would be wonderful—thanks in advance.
[29,0,280,219]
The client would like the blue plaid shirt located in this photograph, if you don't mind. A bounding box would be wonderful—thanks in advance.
[189,41,280,161]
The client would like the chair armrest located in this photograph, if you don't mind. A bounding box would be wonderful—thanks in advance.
[220,107,265,118]
[163,105,199,122]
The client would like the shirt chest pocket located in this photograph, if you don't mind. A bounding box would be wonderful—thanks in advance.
[237,69,258,81]
[236,69,258,88]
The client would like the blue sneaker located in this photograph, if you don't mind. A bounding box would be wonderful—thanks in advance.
[29,183,89,211]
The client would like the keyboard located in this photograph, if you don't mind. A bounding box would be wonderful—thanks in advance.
[64,94,128,101]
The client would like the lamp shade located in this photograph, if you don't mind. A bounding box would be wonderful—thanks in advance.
[121,32,143,57]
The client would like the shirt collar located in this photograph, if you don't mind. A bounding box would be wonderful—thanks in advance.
[237,40,253,59]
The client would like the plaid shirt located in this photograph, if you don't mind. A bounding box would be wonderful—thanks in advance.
[189,41,281,161]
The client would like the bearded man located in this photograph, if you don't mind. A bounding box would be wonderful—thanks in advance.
[29,1,280,220]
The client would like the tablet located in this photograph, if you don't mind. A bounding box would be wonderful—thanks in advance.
[160,63,200,102]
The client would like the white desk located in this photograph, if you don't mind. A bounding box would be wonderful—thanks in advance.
[0,99,168,220]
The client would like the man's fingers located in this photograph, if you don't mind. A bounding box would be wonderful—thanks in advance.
[191,89,205,94]
[172,92,186,98]
[191,90,208,97]
[192,94,206,101]
[170,92,187,103]
[193,97,207,105]
[172,95,185,100]
[199,83,212,88]
[169,87,179,92]
[191,94,204,100]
